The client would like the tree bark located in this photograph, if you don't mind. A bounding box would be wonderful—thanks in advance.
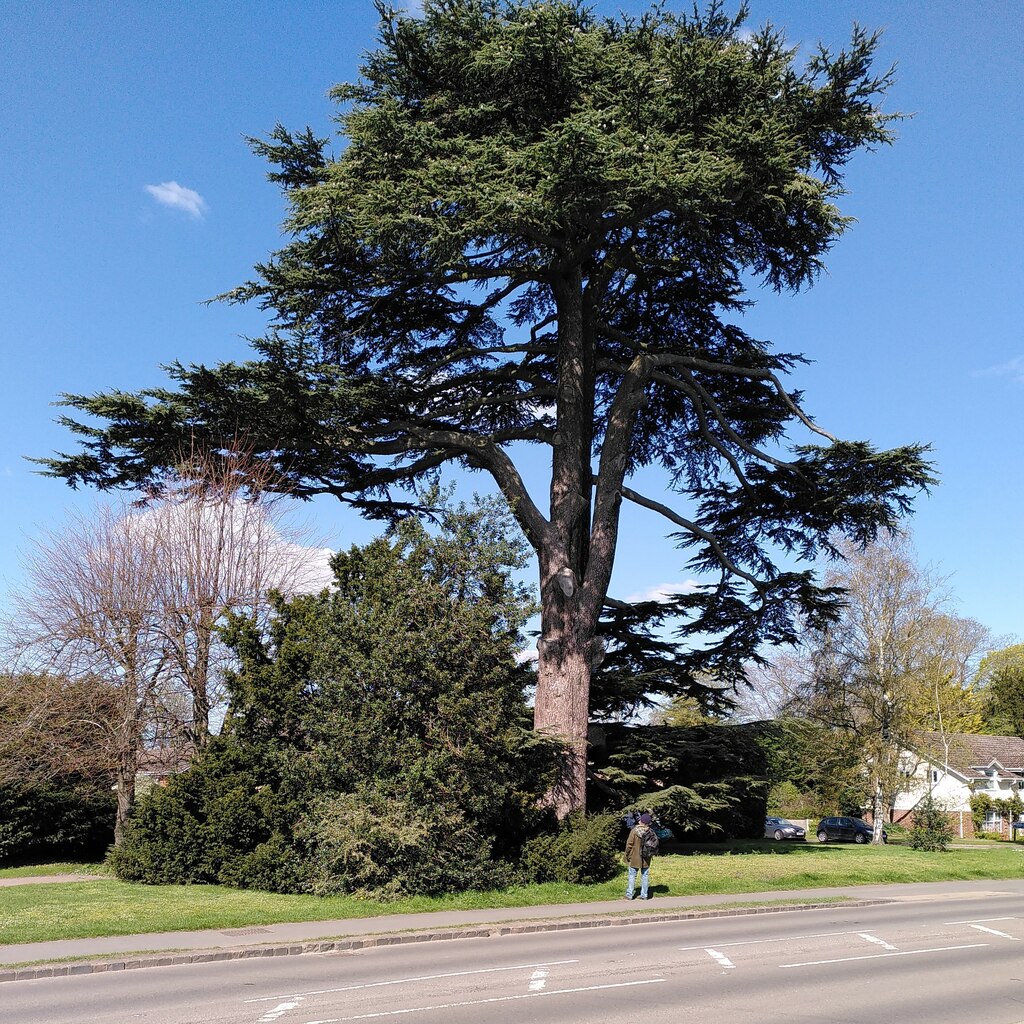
[532,269,648,817]
[533,267,597,816]
[113,744,139,848]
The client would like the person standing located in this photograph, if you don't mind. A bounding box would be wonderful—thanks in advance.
[624,811,658,900]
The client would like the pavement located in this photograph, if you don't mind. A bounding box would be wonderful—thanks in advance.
[7,873,1024,983]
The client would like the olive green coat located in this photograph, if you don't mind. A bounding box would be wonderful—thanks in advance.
[624,824,654,869]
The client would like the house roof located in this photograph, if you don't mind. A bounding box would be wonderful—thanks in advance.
[917,732,1024,778]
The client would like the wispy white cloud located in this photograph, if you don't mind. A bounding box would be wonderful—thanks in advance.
[975,355,1024,384]
[144,181,208,220]
[625,581,701,604]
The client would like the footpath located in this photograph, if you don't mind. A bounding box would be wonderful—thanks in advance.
[5,875,1024,983]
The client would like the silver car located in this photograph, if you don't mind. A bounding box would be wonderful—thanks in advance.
[764,816,806,841]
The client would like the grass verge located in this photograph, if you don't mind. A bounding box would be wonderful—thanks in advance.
[2,842,1022,947]
[0,862,107,880]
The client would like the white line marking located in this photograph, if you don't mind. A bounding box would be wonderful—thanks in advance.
[705,948,736,969]
[244,959,579,1003]
[680,928,884,951]
[259,1001,302,1022]
[858,932,897,951]
[945,916,1017,925]
[529,968,549,991]
[971,924,1018,940]
[302,978,666,1023]
[780,943,989,968]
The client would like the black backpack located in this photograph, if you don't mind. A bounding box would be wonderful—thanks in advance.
[638,824,659,860]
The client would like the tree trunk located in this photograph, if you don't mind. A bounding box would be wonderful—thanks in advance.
[534,548,599,817]
[533,268,597,817]
[113,746,138,848]
[871,779,886,844]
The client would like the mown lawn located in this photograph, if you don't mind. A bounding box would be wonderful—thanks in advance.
[3,842,1022,946]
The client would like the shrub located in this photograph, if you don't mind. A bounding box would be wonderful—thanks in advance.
[0,779,114,865]
[908,796,953,852]
[975,831,1006,842]
[110,738,301,888]
[301,790,515,899]
[882,820,909,840]
[112,507,562,897]
[518,813,620,885]
[217,833,308,892]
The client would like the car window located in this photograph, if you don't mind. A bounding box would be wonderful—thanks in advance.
[839,818,851,826]
[766,817,779,824]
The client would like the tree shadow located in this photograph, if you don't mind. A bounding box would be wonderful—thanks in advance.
[665,840,845,856]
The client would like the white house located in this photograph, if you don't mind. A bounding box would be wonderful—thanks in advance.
[891,732,1024,838]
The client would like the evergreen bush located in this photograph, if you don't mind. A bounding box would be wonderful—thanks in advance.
[908,795,953,852]
[111,500,563,896]
[0,779,114,865]
[518,813,620,886]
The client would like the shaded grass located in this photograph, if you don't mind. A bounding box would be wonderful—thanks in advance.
[0,862,107,879]
[3,842,1023,947]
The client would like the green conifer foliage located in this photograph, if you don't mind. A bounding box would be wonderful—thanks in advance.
[44,2,933,813]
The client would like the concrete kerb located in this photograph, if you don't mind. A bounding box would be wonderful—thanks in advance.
[0,898,894,984]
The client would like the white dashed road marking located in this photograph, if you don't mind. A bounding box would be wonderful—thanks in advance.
[528,968,549,991]
[704,948,736,969]
[945,916,1017,925]
[858,932,898,951]
[244,960,579,1003]
[301,978,667,1023]
[780,943,989,969]
[970,924,1018,940]
[259,1001,303,1022]
[680,928,889,951]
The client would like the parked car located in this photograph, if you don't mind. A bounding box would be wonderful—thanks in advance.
[764,817,806,841]
[815,816,887,844]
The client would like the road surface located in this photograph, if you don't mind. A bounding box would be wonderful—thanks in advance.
[9,890,1024,1023]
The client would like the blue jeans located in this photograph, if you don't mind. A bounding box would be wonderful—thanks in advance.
[626,864,649,899]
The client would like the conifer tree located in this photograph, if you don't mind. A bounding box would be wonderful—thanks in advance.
[43,1,933,813]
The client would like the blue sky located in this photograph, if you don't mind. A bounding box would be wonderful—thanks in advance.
[1,1,1022,644]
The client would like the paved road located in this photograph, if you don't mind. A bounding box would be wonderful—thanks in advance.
[9,888,1024,1024]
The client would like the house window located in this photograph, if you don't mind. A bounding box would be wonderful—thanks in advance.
[931,769,939,784]
[984,809,1003,832]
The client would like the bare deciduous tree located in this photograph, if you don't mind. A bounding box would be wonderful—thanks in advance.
[762,533,990,842]
[5,505,169,844]
[3,453,330,844]
[143,450,331,745]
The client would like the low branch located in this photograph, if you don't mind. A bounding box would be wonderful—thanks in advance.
[618,484,767,595]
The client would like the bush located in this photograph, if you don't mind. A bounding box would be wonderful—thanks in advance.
[0,779,114,865]
[302,790,515,899]
[110,738,302,889]
[975,830,1007,842]
[882,821,909,840]
[518,813,620,885]
[112,508,563,897]
[908,796,953,852]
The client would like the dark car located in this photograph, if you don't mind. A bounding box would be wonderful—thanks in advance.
[816,816,887,844]
[764,816,806,841]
